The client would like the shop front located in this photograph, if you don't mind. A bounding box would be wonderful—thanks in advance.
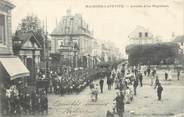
[0,56,30,88]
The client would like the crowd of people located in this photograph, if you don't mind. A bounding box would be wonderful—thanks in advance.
[105,63,167,117]
[1,62,181,117]
[50,69,90,95]
[1,83,48,116]
[38,66,109,96]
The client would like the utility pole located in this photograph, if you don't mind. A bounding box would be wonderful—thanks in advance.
[44,17,48,78]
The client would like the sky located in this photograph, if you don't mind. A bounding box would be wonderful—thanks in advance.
[10,0,184,54]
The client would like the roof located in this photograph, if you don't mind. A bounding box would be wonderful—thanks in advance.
[14,31,42,49]
[174,35,184,43]
[32,31,46,48]
[1,0,15,9]
[128,25,153,39]
[51,11,93,38]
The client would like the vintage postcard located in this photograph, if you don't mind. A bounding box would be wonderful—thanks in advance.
[0,0,183,117]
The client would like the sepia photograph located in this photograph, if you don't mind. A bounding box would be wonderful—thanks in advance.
[0,0,184,117]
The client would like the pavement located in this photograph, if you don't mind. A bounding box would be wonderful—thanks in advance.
[11,69,184,117]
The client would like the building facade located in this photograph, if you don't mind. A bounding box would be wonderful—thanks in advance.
[50,10,94,68]
[0,0,29,80]
[0,0,29,101]
[128,25,160,45]
[13,31,43,83]
[0,0,14,55]
[100,40,121,62]
[174,35,184,55]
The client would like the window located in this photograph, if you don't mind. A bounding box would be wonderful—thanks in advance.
[139,32,142,38]
[145,32,148,37]
[58,40,64,48]
[60,41,64,46]
[0,14,5,44]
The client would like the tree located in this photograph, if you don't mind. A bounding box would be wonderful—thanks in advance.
[126,42,179,65]
[17,15,43,32]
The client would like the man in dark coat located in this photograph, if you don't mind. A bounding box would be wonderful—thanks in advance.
[121,66,125,77]
[165,71,168,80]
[116,92,124,117]
[133,79,138,96]
[31,92,39,115]
[14,96,21,116]
[43,95,48,114]
[157,83,163,101]
[138,72,143,87]
[147,66,151,77]
[177,70,180,80]
[154,76,160,89]
[114,92,120,113]
[99,79,104,93]
[40,95,48,114]
[107,78,112,90]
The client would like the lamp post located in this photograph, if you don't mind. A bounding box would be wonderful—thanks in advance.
[32,49,36,85]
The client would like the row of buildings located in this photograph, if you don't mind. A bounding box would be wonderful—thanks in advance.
[0,0,121,90]
[127,25,184,65]
[128,25,184,55]
[49,9,121,69]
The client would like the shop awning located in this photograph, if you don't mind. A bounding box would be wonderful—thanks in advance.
[0,57,30,80]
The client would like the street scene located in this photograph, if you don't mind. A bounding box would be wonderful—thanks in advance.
[0,0,184,117]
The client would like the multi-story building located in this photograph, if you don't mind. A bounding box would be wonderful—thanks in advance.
[91,39,102,65]
[173,35,184,54]
[128,25,160,45]
[0,0,29,91]
[50,10,94,68]
[0,0,29,80]
[100,40,121,62]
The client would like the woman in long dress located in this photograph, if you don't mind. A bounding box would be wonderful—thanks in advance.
[168,69,172,80]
